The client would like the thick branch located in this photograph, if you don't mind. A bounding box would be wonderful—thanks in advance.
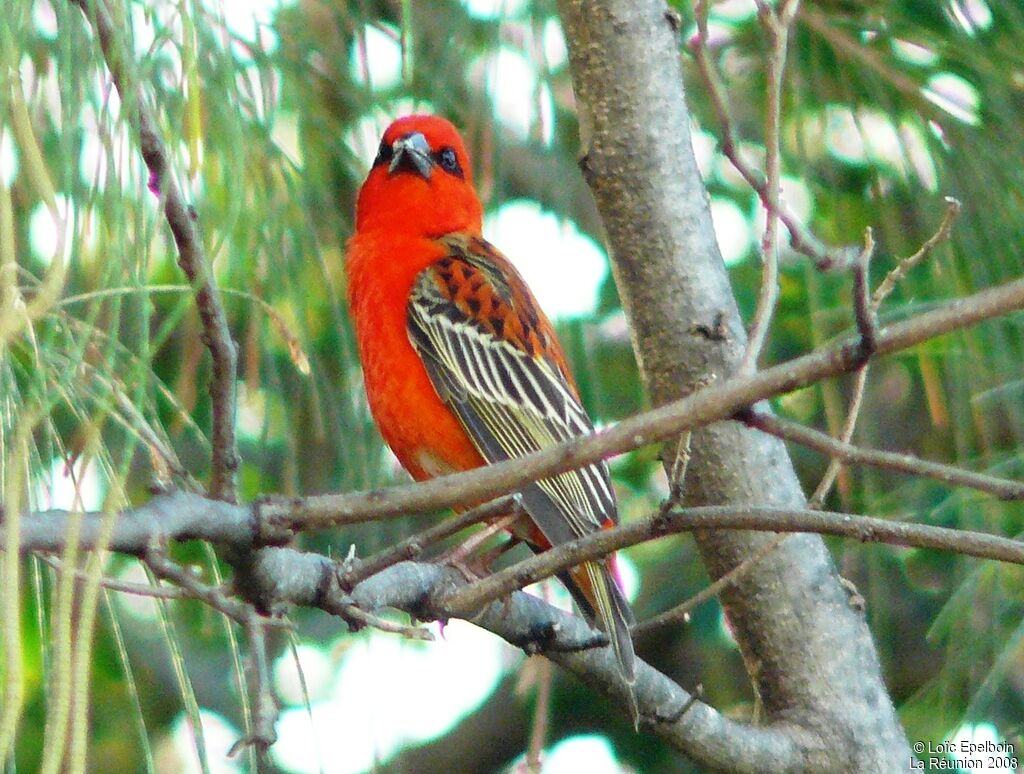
[10,495,1024,768]
[71,0,239,502]
[12,498,1023,595]
[6,491,253,553]
[276,558,805,773]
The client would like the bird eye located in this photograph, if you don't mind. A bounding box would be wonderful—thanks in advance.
[436,147,463,177]
[373,140,393,168]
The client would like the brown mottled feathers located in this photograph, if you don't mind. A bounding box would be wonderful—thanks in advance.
[426,236,567,365]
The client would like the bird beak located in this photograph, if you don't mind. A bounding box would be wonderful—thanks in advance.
[389,132,434,180]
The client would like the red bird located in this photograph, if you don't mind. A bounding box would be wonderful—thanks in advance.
[346,115,635,685]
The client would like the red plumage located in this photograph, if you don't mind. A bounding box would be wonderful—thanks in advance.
[347,115,636,685]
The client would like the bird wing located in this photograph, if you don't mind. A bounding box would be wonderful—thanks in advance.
[407,233,637,687]
[406,233,617,548]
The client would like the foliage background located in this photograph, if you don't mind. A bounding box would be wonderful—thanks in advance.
[2,0,1024,771]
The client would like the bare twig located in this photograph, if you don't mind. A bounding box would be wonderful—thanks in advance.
[439,504,1024,618]
[524,657,552,773]
[70,0,239,502]
[335,602,433,640]
[742,410,1024,501]
[811,228,878,509]
[145,549,262,625]
[146,548,280,754]
[810,230,879,515]
[689,1,845,270]
[811,199,960,506]
[633,534,789,636]
[227,619,278,757]
[38,555,193,599]
[739,0,800,373]
[339,496,519,589]
[664,431,693,509]
[851,228,878,357]
[872,198,962,307]
[808,365,869,507]
[147,548,285,756]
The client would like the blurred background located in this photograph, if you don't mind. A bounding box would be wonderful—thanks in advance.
[3,0,1024,771]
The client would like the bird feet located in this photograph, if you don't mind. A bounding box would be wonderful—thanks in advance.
[435,512,521,581]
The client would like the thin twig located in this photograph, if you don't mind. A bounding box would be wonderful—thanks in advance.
[810,229,878,506]
[664,431,693,509]
[525,657,552,772]
[439,505,1024,617]
[741,410,1024,501]
[872,197,962,307]
[144,550,286,756]
[851,228,878,357]
[811,199,960,506]
[739,0,799,373]
[808,365,868,508]
[633,534,789,636]
[227,619,278,756]
[38,555,193,599]
[339,497,518,588]
[689,0,844,270]
[145,550,261,626]
[653,683,704,725]
[70,0,239,502]
[339,602,433,640]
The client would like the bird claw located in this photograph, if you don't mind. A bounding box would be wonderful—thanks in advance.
[433,512,520,577]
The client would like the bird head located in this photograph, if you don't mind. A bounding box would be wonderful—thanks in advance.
[355,115,483,236]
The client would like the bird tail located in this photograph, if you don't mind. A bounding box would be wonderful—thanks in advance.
[561,558,636,686]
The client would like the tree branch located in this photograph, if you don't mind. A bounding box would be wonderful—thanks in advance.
[36,3,1012,770]
[557,1,915,768]
[13,498,1024,606]
[633,534,789,636]
[7,491,254,553]
[341,561,804,774]
[742,410,1024,501]
[254,272,1024,532]
[8,264,1024,554]
[738,0,799,374]
[811,198,959,506]
[70,0,239,502]
[690,0,848,271]
[440,505,1024,617]
[9,497,1024,769]
[338,497,519,588]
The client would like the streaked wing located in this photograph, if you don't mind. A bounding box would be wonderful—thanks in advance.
[406,234,616,548]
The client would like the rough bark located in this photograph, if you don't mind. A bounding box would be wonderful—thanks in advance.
[557,1,911,770]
